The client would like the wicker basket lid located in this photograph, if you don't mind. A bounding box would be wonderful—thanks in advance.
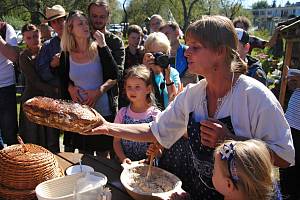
[0,143,63,191]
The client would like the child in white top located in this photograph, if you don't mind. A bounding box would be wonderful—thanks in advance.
[114,65,160,164]
[213,139,281,200]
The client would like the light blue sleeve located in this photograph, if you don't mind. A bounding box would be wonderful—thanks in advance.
[170,67,181,90]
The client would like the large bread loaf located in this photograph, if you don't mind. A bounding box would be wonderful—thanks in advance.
[23,96,103,133]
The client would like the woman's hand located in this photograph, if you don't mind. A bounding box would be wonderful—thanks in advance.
[167,190,190,200]
[143,53,155,68]
[200,118,233,148]
[93,30,107,48]
[50,53,61,68]
[81,89,101,108]
[146,142,163,158]
[164,65,171,81]
[89,116,109,135]
[68,85,82,103]
[143,53,162,74]
[122,158,132,164]
[157,188,190,200]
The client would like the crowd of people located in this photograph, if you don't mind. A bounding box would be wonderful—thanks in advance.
[0,0,299,199]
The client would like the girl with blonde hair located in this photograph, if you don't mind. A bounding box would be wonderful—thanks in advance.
[59,10,119,154]
[213,139,281,200]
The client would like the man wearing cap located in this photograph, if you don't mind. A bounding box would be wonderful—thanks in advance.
[87,0,125,157]
[235,28,267,85]
[35,5,67,153]
[233,16,268,54]
[0,20,19,149]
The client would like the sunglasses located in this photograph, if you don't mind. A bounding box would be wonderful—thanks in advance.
[66,10,86,21]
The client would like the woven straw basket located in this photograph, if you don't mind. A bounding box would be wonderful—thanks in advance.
[0,143,63,199]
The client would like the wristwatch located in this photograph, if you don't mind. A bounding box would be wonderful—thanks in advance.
[166,81,174,86]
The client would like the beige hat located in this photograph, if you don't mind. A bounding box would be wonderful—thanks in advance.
[45,5,67,22]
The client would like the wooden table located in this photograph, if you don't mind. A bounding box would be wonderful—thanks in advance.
[55,152,133,200]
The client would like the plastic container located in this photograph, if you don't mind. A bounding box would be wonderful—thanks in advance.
[36,172,107,200]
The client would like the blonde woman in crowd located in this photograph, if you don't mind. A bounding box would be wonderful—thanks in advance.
[59,10,118,156]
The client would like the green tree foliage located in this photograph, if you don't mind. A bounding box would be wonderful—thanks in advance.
[2,15,27,30]
[126,0,168,27]
[125,0,249,32]
[109,0,123,23]
[252,1,269,9]
[0,0,123,25]
[219,0,243,19]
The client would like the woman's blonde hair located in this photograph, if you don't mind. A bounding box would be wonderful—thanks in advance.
[215,139,275,200]
[144,32,170,54]
[185,15,247,74]
[124,65,155,106]
[61,10,98,60]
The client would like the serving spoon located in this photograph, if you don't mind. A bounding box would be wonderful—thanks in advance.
[146,155,154,180]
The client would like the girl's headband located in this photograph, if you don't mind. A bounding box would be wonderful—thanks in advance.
[219,143,239,184]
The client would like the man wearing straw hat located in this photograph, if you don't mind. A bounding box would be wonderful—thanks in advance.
[35,5,67,153]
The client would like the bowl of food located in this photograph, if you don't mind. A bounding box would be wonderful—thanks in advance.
[120,164,182,200]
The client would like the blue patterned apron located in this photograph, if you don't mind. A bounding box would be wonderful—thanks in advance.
[120,107,154,161]
[158,112,225,200]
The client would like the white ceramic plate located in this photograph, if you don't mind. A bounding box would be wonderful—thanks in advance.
[66,165,94,175]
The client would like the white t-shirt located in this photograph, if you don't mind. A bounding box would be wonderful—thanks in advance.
[0,23,17,88]
[151,74,295,165]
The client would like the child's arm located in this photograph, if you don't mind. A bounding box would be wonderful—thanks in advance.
[113,137,131,164]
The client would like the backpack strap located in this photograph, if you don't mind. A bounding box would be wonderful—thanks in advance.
[0,22,7,40]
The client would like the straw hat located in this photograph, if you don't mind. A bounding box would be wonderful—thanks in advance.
[45,5,67,22]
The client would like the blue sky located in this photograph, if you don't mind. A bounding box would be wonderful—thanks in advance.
[118,0,299,9]
[244,0,299,8]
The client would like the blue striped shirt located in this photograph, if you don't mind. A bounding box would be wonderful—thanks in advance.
[285,88,300,130]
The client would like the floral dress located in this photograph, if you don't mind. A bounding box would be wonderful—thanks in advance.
[120,107,154,161]
[158,112,228,200]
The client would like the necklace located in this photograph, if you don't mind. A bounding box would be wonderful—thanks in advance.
[214,73,235,118]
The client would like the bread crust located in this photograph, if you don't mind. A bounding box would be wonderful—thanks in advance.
[23,97,103,133]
